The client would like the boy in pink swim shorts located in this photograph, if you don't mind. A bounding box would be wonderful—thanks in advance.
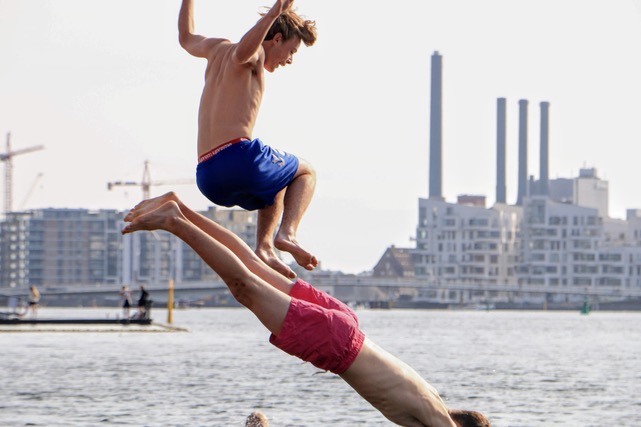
[122,193,492,427]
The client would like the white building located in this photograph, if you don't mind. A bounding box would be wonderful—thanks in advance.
[413,197,522,304]
[408,167,641,306]
[549,167,609,218]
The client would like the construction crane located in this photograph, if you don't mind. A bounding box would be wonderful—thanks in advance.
[1,132,45,214]
[108,160,194,200]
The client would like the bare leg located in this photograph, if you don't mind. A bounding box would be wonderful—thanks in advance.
[122,200,291,335]
[124,192,293,293]
[256,189,297,279]
[275,159,319,271]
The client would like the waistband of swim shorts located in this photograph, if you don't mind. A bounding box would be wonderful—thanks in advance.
[198,137,250,164]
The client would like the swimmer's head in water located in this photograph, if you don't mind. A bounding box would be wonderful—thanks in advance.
[448,409,492,427]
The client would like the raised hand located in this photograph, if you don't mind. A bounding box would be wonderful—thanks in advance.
[272,0,294,15]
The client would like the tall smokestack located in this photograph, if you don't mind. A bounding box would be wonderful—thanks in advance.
[429,51,443,200]
[516,99,528,205]
[496,98,507,204]
[539,101,550,196]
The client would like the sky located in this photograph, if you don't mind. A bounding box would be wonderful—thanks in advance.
[1,0,640,274]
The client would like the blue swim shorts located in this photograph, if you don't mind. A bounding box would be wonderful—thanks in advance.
[196,138,299,211]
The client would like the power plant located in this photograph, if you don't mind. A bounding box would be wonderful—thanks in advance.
[402,51,641,308]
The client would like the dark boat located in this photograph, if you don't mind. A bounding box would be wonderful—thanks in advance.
[0,300,154,325]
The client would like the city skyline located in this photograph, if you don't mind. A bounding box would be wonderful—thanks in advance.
[1,0,640,274]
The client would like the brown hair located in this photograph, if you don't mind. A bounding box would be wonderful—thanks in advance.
[449,409,492,427]
[245,411,269,427]
[261,7,317,47]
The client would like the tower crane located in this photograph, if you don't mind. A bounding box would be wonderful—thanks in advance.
[107,160,194,200]
[1,132,45,214]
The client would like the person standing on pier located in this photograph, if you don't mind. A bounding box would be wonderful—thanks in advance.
[178,0,319,279]
[27,286,41,318]
[120,285,132,319]
[136,285,150,319]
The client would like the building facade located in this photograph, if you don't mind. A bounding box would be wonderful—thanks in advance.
[407,170,641,305]
[0,206,257,291]
[0,209,123,289]
[412,198,522,303]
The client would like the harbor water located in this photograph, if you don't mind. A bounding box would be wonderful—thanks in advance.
[1,308,640,427]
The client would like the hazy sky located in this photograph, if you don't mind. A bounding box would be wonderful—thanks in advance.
[1,0,640,274]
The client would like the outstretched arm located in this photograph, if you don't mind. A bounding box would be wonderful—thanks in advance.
[178,0,226,58]
[232,0,293,64]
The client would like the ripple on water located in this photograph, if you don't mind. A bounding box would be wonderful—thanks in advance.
[1,308,641,426]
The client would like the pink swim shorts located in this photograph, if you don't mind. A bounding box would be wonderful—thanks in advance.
[269,279,365,374]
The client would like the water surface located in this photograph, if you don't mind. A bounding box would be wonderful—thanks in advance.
[1,308,640,426]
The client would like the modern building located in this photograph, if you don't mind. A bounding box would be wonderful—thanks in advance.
[0,209,123,289]
[548,167,609,217]
[0,206,257,291]
[411,197,522,304]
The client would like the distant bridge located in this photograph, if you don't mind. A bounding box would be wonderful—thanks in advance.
[311,275,641,298]
[2,275,641,305]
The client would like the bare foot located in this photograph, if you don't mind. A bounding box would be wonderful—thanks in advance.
[255,247,297,279]
[274,236,318,271]
[124,192,179,222]
[121,200,180,235]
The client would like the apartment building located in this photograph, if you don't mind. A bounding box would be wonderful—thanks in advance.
[0,206,257,290]
[407,187,641,305]
[412,197,522,303]
[0,209,122,288]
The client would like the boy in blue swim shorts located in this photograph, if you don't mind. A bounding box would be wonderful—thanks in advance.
[179,0,319,279]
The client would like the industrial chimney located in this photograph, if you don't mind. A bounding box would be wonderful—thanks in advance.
[539,101,550,196]
[429,51,443,200]
[516,99,528,205]
[496,98,507,204]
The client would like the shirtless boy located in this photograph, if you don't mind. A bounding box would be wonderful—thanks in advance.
[178,0,318,279]
[121,192,491,427]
